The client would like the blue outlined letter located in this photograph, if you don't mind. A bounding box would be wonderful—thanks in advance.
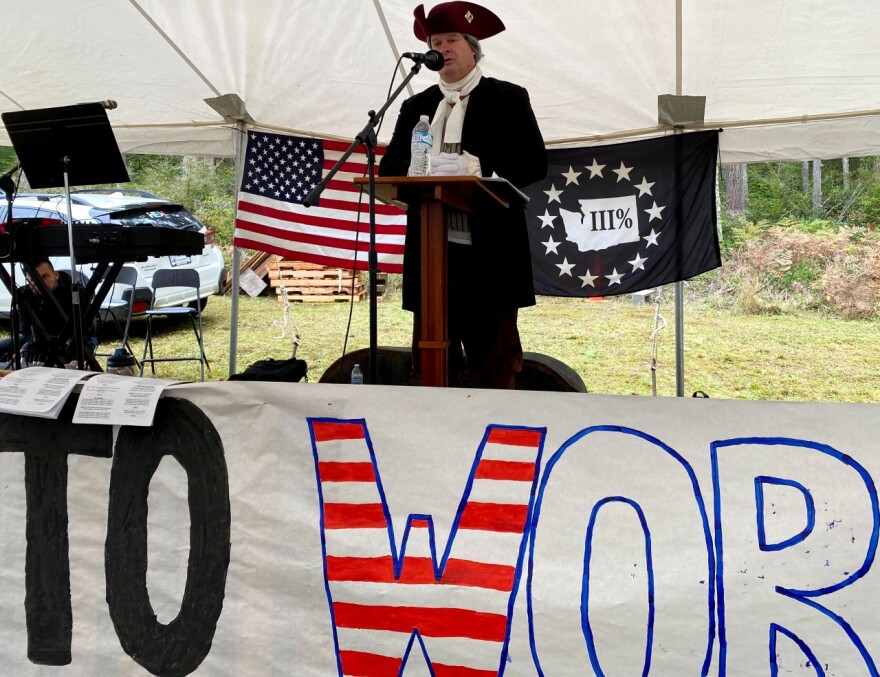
[528,426,715,676]
[712,437,879,675]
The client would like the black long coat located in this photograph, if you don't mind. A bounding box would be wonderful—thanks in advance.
[379,76,548,313]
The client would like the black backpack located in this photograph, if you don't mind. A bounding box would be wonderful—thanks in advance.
[228,357,307,383]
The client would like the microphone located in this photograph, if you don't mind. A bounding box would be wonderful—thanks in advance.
[0,164,20,181]
[402,50,444,71]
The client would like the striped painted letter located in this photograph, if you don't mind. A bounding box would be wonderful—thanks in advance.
[310,418,544,676]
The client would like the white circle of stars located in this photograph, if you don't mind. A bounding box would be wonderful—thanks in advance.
[242,133,323,204]
[536,159,666,288]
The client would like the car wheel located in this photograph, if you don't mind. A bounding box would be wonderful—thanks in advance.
[187,296,208,311]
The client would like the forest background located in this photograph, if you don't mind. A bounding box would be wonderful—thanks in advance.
[3,146,868,320]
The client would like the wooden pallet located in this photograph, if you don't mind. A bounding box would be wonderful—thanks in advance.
[267,259,367,302]
[284,291,368,303]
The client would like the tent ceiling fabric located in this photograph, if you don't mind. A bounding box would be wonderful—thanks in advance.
[2,0,880,163]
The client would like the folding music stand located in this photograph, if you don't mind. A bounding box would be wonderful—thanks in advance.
[1,103,129,368]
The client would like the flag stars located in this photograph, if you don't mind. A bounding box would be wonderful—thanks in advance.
[561,166,582,185]
[644,202,666,221]
[629,253,648,272]
[634,176,655,197]
[537,210,557,229]
[544,184,563,204]
[542,236,561,255]
[578,270,598,288]
[241,133,325,204]
[556,258,575,277]
[613,162,634,182]
[606,268,625,285]
[586,159,605,178]
[643,229,660,247]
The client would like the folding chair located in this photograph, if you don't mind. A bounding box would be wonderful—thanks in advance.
[98,266,147,359]
[139,268,210,381]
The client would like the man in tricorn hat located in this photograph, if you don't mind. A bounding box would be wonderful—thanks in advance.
[380,1,547,389]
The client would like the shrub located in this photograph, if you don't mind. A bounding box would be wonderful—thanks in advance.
[709,223,880,318]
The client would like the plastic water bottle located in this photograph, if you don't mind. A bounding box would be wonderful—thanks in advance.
[407,115,433,176]
[106,348,138,376]
[350,363,364,385]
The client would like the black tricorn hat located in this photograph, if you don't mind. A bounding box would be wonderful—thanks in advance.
[413,2,505,42]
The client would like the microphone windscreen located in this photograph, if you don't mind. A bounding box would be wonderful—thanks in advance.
[424,50,444,71]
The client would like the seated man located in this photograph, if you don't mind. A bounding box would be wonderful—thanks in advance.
[19,259,98,367]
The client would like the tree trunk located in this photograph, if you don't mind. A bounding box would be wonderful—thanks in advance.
[723,163,748,215]
[802,161,810,195]
[842,157,850,191]
[812,159,822,211]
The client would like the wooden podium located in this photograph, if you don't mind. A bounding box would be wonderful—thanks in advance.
[355,175,526,387]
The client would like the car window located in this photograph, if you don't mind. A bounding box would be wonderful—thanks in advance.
[104,205,204,231]
[2,206,66,222]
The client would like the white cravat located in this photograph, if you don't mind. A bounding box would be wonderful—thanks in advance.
[430,66,482,155]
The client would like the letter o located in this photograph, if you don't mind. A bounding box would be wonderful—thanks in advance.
[105,397,231,677]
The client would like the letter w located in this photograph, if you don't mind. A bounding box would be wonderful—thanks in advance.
[310,418,544,677]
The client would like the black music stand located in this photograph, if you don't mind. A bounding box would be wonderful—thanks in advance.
[1,103,129,369]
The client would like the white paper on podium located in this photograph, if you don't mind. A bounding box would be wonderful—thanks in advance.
[72,374,180,426]
[0,366,92,418]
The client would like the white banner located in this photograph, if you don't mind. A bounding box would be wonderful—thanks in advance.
[0,382,878,676]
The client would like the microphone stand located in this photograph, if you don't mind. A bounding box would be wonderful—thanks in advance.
[304,61,423,384]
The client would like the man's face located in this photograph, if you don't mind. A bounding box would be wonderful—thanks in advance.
[429,32,477,83]
[29,262,58,294]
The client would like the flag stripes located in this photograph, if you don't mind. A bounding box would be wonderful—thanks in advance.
[339,648,498,677]
[323,503,386,529]
[319,461,377,482]
[458,503,529,533]
[310,418,544,675]
[474,460,536,482]
[333,602,508,641]
[325,556,515,591]
[234,133,406,272]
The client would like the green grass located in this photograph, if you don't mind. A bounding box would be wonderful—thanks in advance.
[104,291,880,403]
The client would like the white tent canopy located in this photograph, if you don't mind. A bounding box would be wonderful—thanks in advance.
[3,0,880,164]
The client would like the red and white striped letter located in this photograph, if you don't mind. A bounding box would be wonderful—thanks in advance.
[310,419,543,676]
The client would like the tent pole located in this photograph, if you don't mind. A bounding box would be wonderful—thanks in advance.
[673,0,685,397]
[674,281,684,396]
[228,120,248,376]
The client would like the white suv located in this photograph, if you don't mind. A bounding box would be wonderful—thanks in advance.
[0,190,227,319]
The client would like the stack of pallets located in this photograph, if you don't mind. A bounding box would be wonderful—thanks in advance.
[266,259,367,302]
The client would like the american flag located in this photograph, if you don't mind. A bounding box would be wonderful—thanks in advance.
[233,131,407,272]
[311,419,543,676]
